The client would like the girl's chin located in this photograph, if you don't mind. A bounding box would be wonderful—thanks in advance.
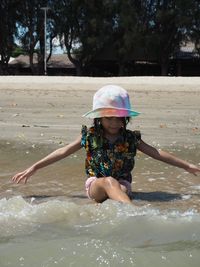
[106,129,120,135]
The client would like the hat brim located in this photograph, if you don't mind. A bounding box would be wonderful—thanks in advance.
[83,108,140,119]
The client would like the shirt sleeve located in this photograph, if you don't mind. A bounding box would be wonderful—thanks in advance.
[133,130,141,147]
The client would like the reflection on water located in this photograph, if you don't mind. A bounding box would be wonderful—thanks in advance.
[0,141,200,266]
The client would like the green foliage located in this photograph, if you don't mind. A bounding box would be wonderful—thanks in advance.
[0,0,21,72]
[11,46,25,57]
[0,0,199,75]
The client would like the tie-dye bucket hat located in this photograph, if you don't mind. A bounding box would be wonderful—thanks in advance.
[83,85,140,119]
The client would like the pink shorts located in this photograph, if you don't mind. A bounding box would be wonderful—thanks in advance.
[85,176,132,199]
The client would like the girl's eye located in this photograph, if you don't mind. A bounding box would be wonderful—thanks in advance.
[104,117,123,123]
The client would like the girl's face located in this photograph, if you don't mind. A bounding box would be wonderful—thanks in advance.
[101,117,124,136]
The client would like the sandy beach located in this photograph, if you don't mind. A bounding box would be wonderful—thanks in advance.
[0,76,200,147]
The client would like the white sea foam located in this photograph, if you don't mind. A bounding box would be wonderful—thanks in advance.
[0,196,200,239]
[0,196,200,267]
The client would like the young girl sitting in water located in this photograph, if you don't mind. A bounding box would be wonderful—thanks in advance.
[12,85,200,204]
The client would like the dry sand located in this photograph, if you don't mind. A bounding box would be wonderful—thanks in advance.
[0,76,200,147]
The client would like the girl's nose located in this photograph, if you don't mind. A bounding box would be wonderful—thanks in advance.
[109,117,123,125]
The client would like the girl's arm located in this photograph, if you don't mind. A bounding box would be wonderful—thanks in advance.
[12,135,82,184]
[138,140,200,176]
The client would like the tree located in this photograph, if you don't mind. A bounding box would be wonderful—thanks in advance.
[50,0,114,75]
[142,0,193,75]
[111,0,145,75]
[0,0,21,74]
[50,0,82,75]
[190,0,200,55]
[17,0,53,74]
[1,0,198,76]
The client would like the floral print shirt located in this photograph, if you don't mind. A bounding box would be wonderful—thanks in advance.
[81,125,141,183]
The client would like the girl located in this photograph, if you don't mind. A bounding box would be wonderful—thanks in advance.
[12,85,200,204]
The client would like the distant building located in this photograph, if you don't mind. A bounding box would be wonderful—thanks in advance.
[87,41,200,76]
[8,54,76,75]
[172,42,200,76]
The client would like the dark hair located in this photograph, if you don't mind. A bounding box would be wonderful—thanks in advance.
[93,117,130,135]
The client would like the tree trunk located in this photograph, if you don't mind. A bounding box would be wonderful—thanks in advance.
[75,62,82,76]
[160,57,169,76]
[67,52,82,76]
[0,65,3,75]
[161,64,168,76]
[118,61,126,76]
[29,53,34,74]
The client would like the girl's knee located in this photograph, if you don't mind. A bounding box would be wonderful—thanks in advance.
[103,176,120,188]
[103,177,130,195]
[120,184,127,193]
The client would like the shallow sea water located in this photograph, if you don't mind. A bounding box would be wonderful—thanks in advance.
[0,141,200,267]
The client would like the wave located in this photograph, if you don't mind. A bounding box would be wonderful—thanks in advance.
[0,196,200,243]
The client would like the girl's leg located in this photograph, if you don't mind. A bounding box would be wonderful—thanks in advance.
[89,176,132,204]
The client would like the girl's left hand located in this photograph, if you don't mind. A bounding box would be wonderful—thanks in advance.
[185,164,200,176]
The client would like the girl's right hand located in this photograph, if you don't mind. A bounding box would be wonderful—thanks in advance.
[12,166,36,184]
